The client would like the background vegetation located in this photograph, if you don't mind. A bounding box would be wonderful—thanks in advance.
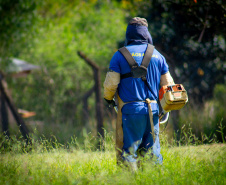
[0,0,225,143]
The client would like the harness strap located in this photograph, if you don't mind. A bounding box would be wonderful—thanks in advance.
[118,47,137,68]
[140,44,155,69]
[119,44,155,80]
[120,72,133,79]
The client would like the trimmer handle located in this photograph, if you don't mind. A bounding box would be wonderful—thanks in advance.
[112,98,118,113]
[159,111,170,124]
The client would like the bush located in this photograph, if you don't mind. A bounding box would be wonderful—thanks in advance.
[174,83,226,143]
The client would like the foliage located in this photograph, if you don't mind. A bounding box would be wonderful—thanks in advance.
[8,1,126,125]
[0,0,38,61]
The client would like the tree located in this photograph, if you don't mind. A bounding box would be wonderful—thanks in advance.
[0,0,38,60]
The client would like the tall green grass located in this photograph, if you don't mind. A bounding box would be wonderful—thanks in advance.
[0,129,225,185]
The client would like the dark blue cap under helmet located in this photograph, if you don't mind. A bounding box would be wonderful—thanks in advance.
[125,25,153,46]
[124,18,153,46]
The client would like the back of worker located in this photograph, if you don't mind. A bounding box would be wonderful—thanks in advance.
[104,17,174,169]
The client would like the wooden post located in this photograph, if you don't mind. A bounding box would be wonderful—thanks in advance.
[0,92,9,137]
[78,51,104,138]
[0,73,29,140]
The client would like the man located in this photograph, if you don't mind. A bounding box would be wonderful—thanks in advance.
[103,17,175,169]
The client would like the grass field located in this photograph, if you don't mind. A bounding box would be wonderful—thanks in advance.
[0,134,225,185]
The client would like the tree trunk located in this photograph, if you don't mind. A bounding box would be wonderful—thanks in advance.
[0,92,9,137]
[0,74,29,140]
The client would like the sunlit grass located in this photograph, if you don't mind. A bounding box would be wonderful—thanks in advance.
[0,130,225,185]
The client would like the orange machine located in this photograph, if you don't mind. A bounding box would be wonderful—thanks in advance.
[159,84,188,112]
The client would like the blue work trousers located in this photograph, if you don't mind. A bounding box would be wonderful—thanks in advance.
[121,112,162,164]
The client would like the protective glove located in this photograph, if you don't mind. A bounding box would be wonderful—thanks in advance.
[104,98,113,105]
[104,98,117,107]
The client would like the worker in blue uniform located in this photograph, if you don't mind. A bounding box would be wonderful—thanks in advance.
[104,17,175,170]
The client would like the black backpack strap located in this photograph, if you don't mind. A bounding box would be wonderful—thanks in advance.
[119,44,158,100]
[118,47,138,68]
[120,72,133,79]
[140,44,157,100]
[140,44,155,69]
[119,44,155,80]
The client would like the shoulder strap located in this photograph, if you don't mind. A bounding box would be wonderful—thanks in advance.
[119,44,155,69]
[119,44,155,81]
[140,44,155,69]
[140,44,157,99]
[118,47,138,68]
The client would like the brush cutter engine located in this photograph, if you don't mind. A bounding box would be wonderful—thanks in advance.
[159,84,188,113]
